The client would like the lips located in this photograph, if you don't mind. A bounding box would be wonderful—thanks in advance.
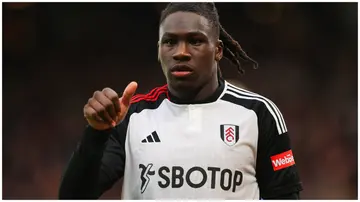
[170,64,194,78]
[170,64,193,72]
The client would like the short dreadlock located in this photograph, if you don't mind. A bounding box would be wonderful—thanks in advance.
[160,2,258,75]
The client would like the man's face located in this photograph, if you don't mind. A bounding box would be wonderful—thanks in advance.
[158,12,222,92]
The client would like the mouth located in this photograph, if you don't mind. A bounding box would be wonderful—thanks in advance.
[170,64,194,77]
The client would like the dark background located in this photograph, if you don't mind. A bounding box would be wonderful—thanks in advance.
[3,2,357,199]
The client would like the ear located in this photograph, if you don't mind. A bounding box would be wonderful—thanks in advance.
[215,40,223,62]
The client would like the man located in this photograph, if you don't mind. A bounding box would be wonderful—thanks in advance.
[59,3,303,199]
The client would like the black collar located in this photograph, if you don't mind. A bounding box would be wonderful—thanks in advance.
[168,79,225,104]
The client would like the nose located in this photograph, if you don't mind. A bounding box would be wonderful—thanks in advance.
[172,42,191,61]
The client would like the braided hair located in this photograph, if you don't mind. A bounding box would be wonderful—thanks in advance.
[160,3,258,75]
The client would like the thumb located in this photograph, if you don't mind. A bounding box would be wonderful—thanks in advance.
[120,81,138,108]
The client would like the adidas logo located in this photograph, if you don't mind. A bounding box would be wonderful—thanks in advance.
[141,131,161,143]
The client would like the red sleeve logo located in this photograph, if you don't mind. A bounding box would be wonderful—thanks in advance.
[270,150,295,171]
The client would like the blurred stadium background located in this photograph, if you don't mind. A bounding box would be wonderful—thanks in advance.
[3,2,357,199]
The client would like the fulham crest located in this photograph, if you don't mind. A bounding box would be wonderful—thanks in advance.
[220,124,239,146]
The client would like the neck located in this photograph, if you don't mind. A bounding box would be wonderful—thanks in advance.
[168,73,220,104]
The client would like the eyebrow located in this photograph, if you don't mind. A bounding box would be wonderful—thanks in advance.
[161,31,208,38]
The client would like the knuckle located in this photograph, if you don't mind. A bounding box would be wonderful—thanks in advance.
[109,95,118,101]
[102,87,112,92]
[83,106,90,115]
[93,90,102,97]
[84,108,96,118]
[104,89,118,100]
[89,111,97,117]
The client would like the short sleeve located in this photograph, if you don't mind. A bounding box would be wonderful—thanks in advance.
[255,102,303,199]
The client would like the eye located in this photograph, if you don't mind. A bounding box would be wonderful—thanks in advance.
[162,38,177,46]
[189,38,204,46]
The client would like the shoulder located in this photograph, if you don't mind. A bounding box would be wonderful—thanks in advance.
[221,80,287,134]
[131,85,168,104]
[116,85,169,135]
[128,84,169,114]
[221,80,278,113]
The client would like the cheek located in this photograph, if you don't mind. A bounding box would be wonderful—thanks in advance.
[198,49,217,77]
[198,49,216,65]
[159,48,171,64]
[158,49,171,76]
[196,45,216,57]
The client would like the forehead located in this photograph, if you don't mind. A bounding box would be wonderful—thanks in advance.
[159,12,212,37]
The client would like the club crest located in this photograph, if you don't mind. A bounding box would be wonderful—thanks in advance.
[220,124,239,146]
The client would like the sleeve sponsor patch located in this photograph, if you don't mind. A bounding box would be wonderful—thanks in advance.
[270,150,295,171]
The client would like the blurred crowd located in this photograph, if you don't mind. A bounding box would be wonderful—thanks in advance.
[3,3,357,199]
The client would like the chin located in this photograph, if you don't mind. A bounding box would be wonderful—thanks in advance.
[167,76,199,93]
[170,79,196,89]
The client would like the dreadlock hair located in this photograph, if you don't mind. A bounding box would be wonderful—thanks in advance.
[160,3,258,76]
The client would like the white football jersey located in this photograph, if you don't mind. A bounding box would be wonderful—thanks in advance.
[118,80,302,199]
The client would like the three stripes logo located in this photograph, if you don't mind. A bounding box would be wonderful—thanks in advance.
[220,124,239,146]
[142,131,161,143]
